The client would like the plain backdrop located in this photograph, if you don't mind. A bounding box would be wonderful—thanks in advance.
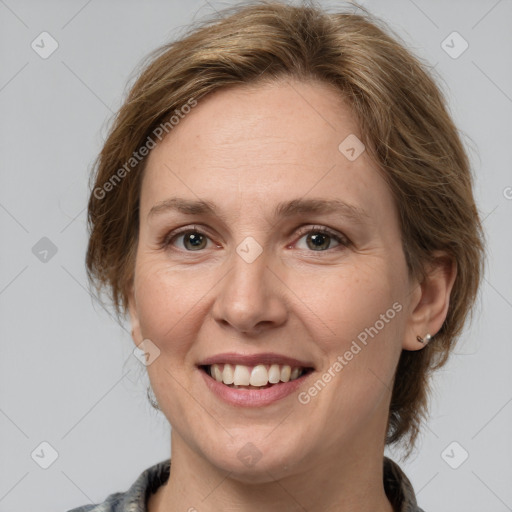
[1,1,511,511]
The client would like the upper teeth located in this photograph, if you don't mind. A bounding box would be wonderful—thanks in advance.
[209,364,304,387]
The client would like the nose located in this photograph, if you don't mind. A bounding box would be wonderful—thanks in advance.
[211,247,288,335]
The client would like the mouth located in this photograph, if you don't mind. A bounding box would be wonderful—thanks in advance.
[197,353,315,406]
[199,363,314,390]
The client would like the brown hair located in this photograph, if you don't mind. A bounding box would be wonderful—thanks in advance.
[85,0,486,451]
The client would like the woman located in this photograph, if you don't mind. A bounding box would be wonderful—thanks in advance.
[71,1,485,511]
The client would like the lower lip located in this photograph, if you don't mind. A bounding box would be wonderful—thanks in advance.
[199,368,311,407]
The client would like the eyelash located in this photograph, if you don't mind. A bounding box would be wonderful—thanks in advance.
[158,224,351,253]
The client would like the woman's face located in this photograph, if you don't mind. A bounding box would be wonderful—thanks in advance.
[129,78,420,480]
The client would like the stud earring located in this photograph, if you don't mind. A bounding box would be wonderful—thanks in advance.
[416,333,432,345]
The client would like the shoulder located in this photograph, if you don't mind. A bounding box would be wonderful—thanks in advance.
[383,457,426,512]
[65,459,171,512]
[66,492,124,512]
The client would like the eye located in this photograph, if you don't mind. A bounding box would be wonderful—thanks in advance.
[159,225,213,252]
[159,224,350,253]
[293,225,350,252]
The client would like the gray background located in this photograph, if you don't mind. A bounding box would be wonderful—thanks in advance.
[1,0,511,511]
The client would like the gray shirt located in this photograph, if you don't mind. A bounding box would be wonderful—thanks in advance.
[67,457,425,512]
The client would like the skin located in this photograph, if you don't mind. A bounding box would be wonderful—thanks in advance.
[128,78,456,512]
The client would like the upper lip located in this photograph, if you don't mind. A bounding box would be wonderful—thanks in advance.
[198,352,315,369]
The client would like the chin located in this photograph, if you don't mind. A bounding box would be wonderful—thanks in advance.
[200,436,307,483]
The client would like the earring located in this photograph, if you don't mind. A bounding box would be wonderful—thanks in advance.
[416,333,432,345]
[146,386,160,410]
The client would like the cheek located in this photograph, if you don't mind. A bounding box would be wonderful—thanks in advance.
[293,261,403,391]
[286,258,401,345]
[133,260,203,353]
[289,268,403,449]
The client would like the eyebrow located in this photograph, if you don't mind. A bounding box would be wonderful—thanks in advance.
[148,197,370,225]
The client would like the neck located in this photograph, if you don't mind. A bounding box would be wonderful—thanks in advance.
[149,430,394,512]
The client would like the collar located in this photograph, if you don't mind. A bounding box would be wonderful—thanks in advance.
[77,457,424,512]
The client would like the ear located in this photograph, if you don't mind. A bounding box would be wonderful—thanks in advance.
[127,281,142,347]
[403,250,457,351]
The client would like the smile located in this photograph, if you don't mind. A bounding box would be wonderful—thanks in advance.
[202,363,311,388]
[197,353,315,407]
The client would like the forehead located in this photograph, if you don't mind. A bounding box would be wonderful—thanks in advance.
[140,79,393,223]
